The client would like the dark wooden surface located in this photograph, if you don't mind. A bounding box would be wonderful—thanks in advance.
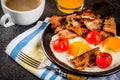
[0,0,120,80]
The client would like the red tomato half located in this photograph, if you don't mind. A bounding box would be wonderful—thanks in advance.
[96,53,112,68]
[52,38,69,52]
[85,31,102,45]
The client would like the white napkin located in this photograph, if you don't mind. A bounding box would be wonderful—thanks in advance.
[5,18,120,80]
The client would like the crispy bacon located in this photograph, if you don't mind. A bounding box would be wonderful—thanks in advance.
[84,19,103,30]
[71,47,100,70]
[50,15,62,29]
[50,8,117,40]
[66,26,88,36]
[58,29,77,39]
[103,17,116,36]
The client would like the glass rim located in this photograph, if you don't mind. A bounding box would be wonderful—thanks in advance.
[57,4,84,10]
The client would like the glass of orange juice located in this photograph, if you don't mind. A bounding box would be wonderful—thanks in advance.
[56,0,84,14]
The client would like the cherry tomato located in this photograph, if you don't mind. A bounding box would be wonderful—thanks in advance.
[96,53,112,68]
[85,30,102,45]
[52,38,69,52]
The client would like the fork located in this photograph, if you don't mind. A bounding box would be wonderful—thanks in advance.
[17,51,86,80]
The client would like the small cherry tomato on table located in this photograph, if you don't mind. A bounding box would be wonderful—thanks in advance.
[85,30,102,45]
[96,52,112,68]
[52,38,69,52]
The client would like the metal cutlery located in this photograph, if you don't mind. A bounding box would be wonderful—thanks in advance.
[17,51,86,80]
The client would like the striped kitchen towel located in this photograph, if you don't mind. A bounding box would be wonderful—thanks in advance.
[5,18,120,80]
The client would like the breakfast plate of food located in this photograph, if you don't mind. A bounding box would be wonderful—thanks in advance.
[41,8,120,76]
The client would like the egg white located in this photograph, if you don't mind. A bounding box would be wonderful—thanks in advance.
[50,34,120,72]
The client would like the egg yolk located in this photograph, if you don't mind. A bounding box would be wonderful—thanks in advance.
[68,41,91,57]
[101,37,120,52]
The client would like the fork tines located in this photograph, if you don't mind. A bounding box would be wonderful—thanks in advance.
[17,52,41,69]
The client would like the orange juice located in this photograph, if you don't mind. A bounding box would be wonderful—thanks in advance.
[57,0,84,14]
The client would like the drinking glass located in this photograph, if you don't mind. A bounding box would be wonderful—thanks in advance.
[56,0,84,14]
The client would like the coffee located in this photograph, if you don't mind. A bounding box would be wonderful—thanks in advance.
[5,0,41,11]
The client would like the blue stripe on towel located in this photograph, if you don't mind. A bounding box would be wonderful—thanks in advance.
[10,22,48,59]
[49,68,66,80]
[41,63,66,80]
[41,63,55,79]
[49,73,58,80]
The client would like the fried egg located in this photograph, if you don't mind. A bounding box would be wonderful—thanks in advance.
[50,34,120,72]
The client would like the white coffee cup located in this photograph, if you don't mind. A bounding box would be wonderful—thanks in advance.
[0,0,45,27]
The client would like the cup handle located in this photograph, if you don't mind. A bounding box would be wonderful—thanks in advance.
[0,13,15,27]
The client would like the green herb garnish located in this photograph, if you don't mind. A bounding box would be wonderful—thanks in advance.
[66,22,71,27]
[103,22,111,25]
